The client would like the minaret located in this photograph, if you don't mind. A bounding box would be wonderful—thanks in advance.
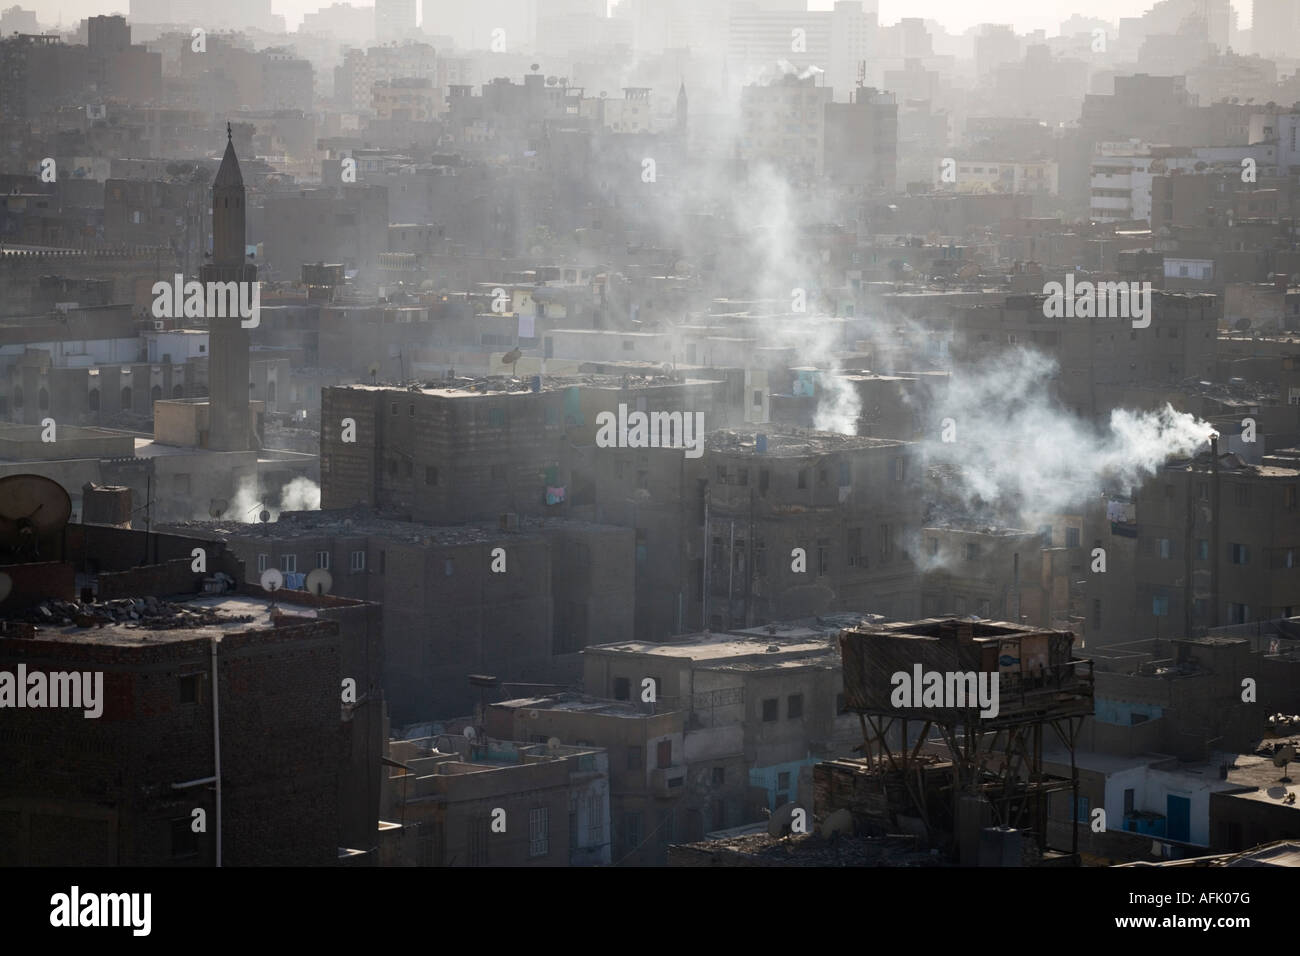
[202,123,255,452]
[676,80,687,135]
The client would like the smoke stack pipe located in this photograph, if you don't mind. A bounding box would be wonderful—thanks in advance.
[1210,432,1220,629]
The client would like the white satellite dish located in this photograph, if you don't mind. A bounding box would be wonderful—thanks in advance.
[819,807,853,839]
[463,726,477,741]
[546,736,561,751]
[260,568,283,592]
[305,567,332,595]
[767,802,799,837]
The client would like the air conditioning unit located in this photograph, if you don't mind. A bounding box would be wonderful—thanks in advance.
[153,320,165,330]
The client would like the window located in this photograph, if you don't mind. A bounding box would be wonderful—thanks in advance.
[762,698,778,721]
[1152,594,1169,617]
[390,402,398,415]
[350,549,366,572]
[627,745,643,770]
[467,816,489,866]
[279,553,297,573]
[847,528,863,567]
[408,403,415,416]
[614,677,630,700]
[1197,539,1209,560]
[753,390,763,407]
[529,807,549,858]
[890,457,906,481]
[178,674,201,705]
[256,553,268,572]
[425,466,438,486]
[712,766,725,786]
[838,461,851,486]
[624,812,643,851]
[1228,603,1249,625]
[797,468,808,490]
[316,551,330,570]
[657,739,672,769]
[817,538,830,575]
[787,693,803,719]
[1230,543,1249,565]
[1065,527,1080,548]
[965,542,980,561]
[880,524,894,563]
[927,537,938,556]
[171,817,200,859]
[1157,538,1172,559]
[1287,486,1298,510]
[1124,788,1135,816]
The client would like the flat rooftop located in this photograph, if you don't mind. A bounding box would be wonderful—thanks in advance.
[707,426,906,457]
[336,371,713,399]
[0,592,322,646]
[162,509,625,545]
[588,632,836,663]
[493,693,660,718]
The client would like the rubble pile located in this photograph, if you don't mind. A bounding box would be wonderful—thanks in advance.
[17,597,254,631]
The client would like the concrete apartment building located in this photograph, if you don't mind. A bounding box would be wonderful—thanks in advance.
[0,524,385,866]
[823,87,898,193]
[951,291,1219,421]
[319,375,726,525]
[699,429,922,628]
[918,525,1075,630]
[1126,447,1300,639]
[580,621,865,832]
[166,510,635,722]
[487,694,686,865]
[739,73,832,182]
[382,733,610,866]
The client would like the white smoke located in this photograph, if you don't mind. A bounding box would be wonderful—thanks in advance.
[923,345,1216,522]
[279,476,321,512]
[217,476,321,523]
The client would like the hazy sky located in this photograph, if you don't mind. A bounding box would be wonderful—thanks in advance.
[23,0,1252,37]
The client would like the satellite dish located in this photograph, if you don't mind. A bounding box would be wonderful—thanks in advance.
[819,807,853,839]
[368,362,379,377]
[258,509,271,523]
[767,802,801,837]
[260,568,283,592]
[0,571,12,603]
[305,567,332,595]
[463,726,477,741]
[0,474,73,559]
[546,736,561,751]
[209,498,229,518]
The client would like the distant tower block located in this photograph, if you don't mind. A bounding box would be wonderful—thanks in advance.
[202,122,255,453]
